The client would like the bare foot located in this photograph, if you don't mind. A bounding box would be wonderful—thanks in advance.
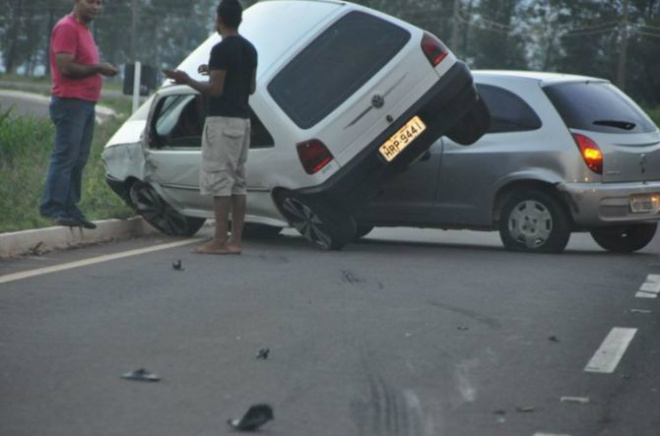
[191,241,240,255]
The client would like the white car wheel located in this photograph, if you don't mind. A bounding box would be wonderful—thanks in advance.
[129,181,205,237]
[278,194,356,250]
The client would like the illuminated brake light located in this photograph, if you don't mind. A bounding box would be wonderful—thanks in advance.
[296,139,333,175]
[421,32,448,67]
[572,133,603,174]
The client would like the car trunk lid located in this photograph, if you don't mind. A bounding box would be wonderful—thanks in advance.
[575,130,660,182]
[544,80,660,182]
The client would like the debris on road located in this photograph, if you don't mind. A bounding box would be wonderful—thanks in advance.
[121,368,160,382]
[560,396,590,405]
[172,260,185,271]
[227,404,274,432]
[255,348,270,360]
[516,406,536,413]
[548,335,560,342]
[457,326,469,331]
[629,308,652,314]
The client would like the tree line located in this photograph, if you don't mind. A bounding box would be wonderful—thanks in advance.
[1,0,659,106]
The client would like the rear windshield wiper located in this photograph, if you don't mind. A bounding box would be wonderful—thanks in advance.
[593,120,636,130]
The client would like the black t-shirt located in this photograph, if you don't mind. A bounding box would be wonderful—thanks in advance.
[208,35,258,118]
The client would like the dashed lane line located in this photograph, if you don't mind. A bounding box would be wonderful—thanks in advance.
[534,433,571,436]
[635,274,660,299]
[0,239,200,285]
[584,327,638,374]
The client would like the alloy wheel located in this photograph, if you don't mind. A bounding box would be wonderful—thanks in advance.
[281,197,333,249]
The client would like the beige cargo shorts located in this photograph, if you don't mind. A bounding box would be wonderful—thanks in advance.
[199,116,251,197]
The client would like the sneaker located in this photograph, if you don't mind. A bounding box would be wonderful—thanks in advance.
[55,216,80,227]
[75,216,97,229]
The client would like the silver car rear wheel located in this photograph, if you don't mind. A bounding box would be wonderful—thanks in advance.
[499,190,570,253]
[590,223,657,253]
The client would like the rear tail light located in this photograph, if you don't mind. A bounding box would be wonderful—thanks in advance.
[421,32,449,67]
[572,133,603,174]
[297,139,334,175]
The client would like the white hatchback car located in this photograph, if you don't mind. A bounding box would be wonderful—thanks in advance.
[103,0,489,249]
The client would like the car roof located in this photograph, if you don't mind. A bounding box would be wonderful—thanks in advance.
[473,70,609,86]
[173,0,350,82]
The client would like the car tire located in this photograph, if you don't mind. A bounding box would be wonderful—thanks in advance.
[277,193,356,250]
[445,95,491,146]
[129,181,205,237]
[499,189,571,253]
[241,223,282,239]
[353,224,375,240]
[590,223,657,253]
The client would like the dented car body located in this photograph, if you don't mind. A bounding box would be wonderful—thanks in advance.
[102,0,489,249]
[354,71,660,253]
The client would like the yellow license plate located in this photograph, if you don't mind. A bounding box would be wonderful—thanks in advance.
[379,116,426,162]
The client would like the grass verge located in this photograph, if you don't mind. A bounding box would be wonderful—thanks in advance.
[0,105,134,233]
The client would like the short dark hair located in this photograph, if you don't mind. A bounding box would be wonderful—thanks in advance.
[217,0,243,28]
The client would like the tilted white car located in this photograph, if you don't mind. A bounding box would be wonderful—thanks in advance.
[102,0,489,250]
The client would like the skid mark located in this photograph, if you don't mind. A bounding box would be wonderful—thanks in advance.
[427,300,502,329]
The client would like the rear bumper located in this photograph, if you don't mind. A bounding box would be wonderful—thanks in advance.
[559,181,660,226]
[294,61,480,212]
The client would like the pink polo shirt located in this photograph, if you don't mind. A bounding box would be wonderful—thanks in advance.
[50,14,103,102]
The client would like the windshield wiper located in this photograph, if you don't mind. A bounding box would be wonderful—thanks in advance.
[593,120,636,130]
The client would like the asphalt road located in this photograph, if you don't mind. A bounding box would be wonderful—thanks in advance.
[1,228,658,436]
[0,90,51,119]
[0,89,119,121]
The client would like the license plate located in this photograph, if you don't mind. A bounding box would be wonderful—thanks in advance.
[629,194,660,214]
[379,116,426,162]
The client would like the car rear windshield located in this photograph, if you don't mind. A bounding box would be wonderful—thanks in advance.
[544,82,656,134]
[268,11,411,129]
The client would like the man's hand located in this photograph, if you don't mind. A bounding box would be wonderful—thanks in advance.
[163,68,190,85]
[99,62,119,77]
[197,64,209,76]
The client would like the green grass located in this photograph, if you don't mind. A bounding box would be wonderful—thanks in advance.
[646,107,660,127]
[0,106,134,233]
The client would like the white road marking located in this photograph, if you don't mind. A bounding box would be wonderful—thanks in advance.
[0,239,199,285]
[584,327,637,373]
[534,433,571,436]
[635,275,660,298]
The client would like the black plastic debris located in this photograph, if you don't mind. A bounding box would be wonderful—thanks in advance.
[121,368,160,382]
[457,326,469,331]
[227,404,274,432]
[172,260,185,271]
[255,348,270,360]
[548,335,560,342]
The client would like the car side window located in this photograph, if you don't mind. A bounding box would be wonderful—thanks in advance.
[249,111,275,149]
[151,94,204,149]
[149,93,274,149]
[476,84,542,133]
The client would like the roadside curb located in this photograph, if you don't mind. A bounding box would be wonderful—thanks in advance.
[0,217,158,259]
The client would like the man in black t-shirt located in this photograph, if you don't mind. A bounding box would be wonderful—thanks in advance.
[165,0,257,255]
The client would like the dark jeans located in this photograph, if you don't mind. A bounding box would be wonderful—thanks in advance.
[40,96,96,219]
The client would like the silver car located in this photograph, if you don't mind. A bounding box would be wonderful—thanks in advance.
[355,70,660,253]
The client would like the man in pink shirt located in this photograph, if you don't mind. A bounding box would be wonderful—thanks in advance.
[40,0,118,229]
